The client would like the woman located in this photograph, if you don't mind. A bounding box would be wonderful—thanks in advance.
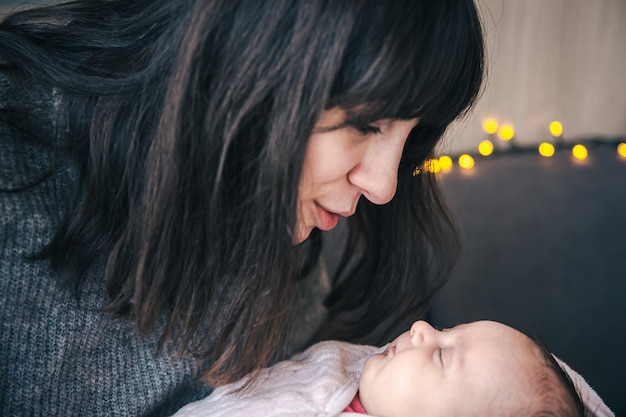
[0,0,484,415]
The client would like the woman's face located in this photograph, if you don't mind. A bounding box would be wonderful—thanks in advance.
[295,108,418,243]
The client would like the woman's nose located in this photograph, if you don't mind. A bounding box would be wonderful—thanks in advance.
[347,139,403,206]
[409,320,438,345]
[350,166,398,205]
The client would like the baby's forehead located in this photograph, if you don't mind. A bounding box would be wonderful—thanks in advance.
[479,338,551,416]
[468,322,548,377]
[457,320,531,345]
[510,328,550,363]
[507,330,548,368]
[504,336,554,397]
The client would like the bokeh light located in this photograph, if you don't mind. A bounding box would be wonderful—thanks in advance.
[572,144,588,161]
[478,140,494,156]
[482,118,498,135]
[498,124,515,141]
[549,121,563,138]
[439,155,453,171]
[538,142,555,158]
[458,154,475,170]
[426,159,441,173]
[618,143,626,159]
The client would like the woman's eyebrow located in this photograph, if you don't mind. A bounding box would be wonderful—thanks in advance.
[314,121,350,133]
[314,116,378,133]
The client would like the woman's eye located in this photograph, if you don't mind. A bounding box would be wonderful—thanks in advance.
[354,124,382,135]
[438,348,444,366]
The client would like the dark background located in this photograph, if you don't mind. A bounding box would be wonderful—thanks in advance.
[429,142,626,415]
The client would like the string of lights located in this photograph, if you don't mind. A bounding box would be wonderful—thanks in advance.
[415,118,626,175]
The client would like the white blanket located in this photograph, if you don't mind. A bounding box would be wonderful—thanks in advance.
[172,341,380,417]
[172,342,614,417]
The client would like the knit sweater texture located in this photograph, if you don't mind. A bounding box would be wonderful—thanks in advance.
[0,72,329,415]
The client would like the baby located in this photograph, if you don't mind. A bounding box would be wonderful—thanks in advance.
[354,320,583,416]
[173,320,612,417]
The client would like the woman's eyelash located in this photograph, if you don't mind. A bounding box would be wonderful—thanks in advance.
[438,348,444,366]
[354,124,382,135]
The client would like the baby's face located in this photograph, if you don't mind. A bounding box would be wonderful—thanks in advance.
[359,320,541,417]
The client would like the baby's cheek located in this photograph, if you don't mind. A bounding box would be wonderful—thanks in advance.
[393,368,421,398]
[387,358,435,413]
[358,357,378,400]
[359,358,397,415]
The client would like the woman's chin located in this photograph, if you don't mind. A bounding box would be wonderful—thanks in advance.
[294,226,313,244]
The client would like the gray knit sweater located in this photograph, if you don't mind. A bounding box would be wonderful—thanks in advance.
[0,73,330,416]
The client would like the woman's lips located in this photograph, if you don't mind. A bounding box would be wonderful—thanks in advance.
[315,202,340,231]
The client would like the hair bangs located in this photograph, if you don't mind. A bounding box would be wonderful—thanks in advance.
[328,0,484,127]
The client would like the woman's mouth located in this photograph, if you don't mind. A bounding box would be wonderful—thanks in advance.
[314,202,340,231]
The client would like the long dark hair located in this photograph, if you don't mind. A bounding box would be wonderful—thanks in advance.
[0,0,484,385]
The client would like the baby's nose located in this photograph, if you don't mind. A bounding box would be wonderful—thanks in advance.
[409,320,437,344]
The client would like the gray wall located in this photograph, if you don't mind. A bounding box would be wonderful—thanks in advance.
[443,0,626,153]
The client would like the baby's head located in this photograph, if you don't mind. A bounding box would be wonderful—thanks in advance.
[359,320,584,417]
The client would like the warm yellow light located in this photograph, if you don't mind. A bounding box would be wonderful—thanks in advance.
[426,159,441,173]
[618,143,626,159]
[483,118,499,135]
[478,140,494,156]
[549,121,563,138]
[538,142,555,157]
[458,154,475,170]
[498,124,515,141]
[572,144,588,160]
[439,155,453,171]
